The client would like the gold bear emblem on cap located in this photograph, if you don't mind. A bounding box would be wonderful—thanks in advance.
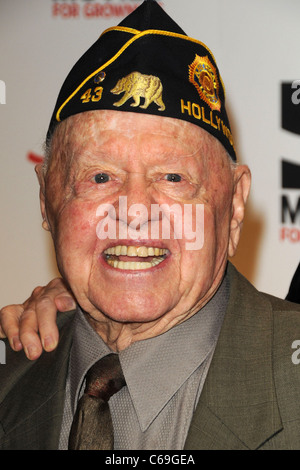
[111,72,165,111]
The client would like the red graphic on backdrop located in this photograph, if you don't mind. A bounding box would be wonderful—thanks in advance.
[51,1,163,19]
[52,2,138,18]
[27,152,44,164]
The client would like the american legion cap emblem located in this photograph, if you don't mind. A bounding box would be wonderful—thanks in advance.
[189,55,221,112]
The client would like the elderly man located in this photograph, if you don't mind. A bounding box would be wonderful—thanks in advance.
[1,0,300,451]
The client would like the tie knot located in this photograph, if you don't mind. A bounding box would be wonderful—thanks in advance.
[84,354,125,402]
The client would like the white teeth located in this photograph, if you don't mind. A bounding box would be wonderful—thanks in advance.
[104,245,169,270]
[136,246,148,257]
[127,246,137,257]
[120,245,127,255]
[104,245,168,257]
[107,257,165,270]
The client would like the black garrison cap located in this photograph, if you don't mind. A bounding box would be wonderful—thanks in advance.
[47,0,236,160]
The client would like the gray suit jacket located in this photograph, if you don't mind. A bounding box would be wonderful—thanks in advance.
[0,263,300,450]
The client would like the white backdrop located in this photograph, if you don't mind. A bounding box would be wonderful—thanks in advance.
[1,0,300,306]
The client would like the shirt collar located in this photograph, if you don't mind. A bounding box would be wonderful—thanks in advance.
[118,273,229,430]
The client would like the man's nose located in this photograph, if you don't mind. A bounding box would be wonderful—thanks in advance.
[115,175,160,239]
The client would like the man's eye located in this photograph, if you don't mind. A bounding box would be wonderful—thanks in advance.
[93,173,110,184]
[165,173,182,182]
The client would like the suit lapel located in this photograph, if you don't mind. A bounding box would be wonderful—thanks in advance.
[185,263,283,450]
[0,311,75,450]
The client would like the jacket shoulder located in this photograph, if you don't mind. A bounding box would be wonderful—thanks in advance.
[0,310,75,402]
[261,295,300,449]
[228,262,300,316]
[263,291,300,312]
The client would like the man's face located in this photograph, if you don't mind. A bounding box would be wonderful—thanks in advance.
[38,110,250,335]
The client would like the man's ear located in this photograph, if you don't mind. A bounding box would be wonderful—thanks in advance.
[35,163,50,232]
[228,165,251,258]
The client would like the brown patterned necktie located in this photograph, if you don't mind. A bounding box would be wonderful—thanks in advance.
[68,353,126,450]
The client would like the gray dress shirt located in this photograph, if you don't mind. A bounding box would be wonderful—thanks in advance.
[59,274,229,450]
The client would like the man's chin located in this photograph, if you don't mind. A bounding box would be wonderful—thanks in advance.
[84,295,177,326]
[91,305,167,324]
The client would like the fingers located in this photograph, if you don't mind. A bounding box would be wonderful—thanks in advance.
[0,278,75,361]
[0,304,24,351]
[54,293,76,313]
[20,279,75,360]
[17,304,42,361]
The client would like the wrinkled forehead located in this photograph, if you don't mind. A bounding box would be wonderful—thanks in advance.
[50,110,229,165]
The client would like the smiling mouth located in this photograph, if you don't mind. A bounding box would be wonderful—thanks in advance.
[103,245,169,270]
